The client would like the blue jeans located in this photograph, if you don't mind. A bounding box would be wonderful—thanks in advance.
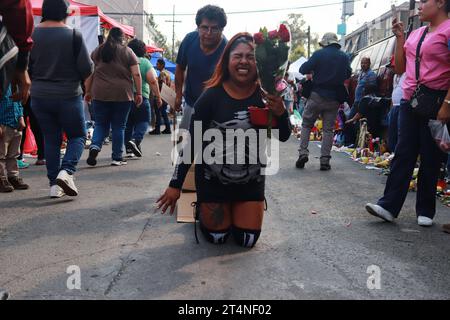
[377,99,444,219]
[31,95,86,186]
[387,104,400,153]
[125,98,151,145]
[90,100,132,161]
[153,100,171,133]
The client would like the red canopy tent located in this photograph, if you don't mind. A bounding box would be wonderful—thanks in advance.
[30,0,135,37]
[98,10,134,37]
[146,45,164,54]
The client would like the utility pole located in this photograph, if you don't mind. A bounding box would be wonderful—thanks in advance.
[165,5,181,61]
[339,0,354,50]
[307,26,311,58]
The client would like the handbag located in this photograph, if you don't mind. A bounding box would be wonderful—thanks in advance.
[410,27,447,119]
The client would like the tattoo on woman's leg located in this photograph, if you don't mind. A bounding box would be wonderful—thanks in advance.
[208,204,225,227]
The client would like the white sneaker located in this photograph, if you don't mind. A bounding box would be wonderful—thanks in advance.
[56,170,78,196]
[111,160,127,166]
[417,216,433,227]
[365,203,395,222]
[50,185,66,198]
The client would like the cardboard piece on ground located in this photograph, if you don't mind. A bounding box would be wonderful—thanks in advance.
[182,165,196,191]
[161,82,176,108]
[176,192,196,223]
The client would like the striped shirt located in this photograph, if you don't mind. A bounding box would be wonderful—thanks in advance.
[0,86,23,129]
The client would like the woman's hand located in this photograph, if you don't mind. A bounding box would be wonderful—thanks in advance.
[156,97,163,108]
[392,17,405,39]
[156,187,181,215]
[263,92,286,117]
[84,93,92,104]
[437,103,450,124]
[135,93,143,107]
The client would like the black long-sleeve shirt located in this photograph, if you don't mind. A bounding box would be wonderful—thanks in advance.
[170,85,291,203]
[299,45,352,101]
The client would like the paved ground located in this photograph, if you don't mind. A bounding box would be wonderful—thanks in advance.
[1,132,450,300]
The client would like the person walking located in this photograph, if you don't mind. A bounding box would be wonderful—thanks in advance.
[174,5,227,133]
[157,33,291,247]
[30,0,93,198]
[85,28,142,167]
[125,39,162,158]
[149,58,172,135]
[366,0,450,227]
[296,32,352,171]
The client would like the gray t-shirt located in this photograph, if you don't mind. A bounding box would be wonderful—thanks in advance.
[30,27,93,99]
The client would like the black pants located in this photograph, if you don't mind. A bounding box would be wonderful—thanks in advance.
[153,100,170,133]
[19,98,45,160]
[377,100,444,218]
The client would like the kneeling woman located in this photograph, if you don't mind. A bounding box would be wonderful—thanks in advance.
[157,33,291,248]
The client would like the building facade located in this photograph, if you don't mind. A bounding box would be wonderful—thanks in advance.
[80,0,158,45]
[344,1,421,54]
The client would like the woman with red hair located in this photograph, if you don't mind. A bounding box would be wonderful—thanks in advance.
[157,33,291,248]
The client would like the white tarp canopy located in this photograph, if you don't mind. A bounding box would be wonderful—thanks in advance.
[288,56,308,80]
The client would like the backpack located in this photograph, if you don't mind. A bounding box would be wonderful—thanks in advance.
[0,21,19,99]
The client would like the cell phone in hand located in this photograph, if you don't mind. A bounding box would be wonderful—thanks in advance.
[391,5,398,21]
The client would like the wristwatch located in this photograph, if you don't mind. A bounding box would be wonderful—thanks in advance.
[445,99,450,105]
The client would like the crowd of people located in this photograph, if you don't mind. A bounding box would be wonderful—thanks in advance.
[1,0,450,252]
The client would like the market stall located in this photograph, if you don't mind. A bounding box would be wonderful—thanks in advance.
[31,0,135,53]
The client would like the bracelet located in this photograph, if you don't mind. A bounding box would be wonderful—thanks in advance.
[444,99,450,105]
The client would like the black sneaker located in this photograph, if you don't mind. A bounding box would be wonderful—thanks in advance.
[87,148,99,166]
[149,130,160,135]
[295,155,308,169]
[320,163,331,171]
[127,140,142,157]
[161,128,171,134]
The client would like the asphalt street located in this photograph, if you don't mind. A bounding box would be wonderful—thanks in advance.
[1,132,450,300]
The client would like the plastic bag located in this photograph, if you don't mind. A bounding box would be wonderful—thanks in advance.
[428,120,450,153]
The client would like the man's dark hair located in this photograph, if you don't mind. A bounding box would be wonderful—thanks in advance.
[42,0,69,22]
[157,58,165,67]
[128,39,147,58]
[195,5,227,28]
[446,0,450,13]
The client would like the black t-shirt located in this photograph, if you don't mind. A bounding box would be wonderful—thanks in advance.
[170,85,291,203]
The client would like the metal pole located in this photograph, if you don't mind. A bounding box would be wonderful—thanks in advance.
[307,26,311,58]
[172,5,175,61]
[165,6,181,61]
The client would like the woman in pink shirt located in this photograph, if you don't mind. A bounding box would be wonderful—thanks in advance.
[366,0,450,227]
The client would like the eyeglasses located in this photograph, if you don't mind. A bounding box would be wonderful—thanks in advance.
[198,25,222,35]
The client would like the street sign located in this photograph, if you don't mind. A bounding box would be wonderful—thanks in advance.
[337,23,347,36]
